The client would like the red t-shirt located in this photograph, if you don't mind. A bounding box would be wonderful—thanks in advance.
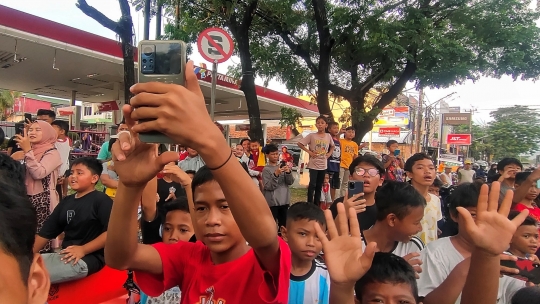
[513,203,540,223]
[179,151,188,161]
[135,238,291,303]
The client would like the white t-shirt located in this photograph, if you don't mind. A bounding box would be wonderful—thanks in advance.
[361,233,424,257]
[289,259,331,304]
[418,237,525,304]
[55,139,71,175]
[417,193,443,244]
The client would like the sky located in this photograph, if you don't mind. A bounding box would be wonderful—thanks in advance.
[1,0,538,123]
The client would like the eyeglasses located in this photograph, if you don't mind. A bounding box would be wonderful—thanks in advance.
[354,167,380,177]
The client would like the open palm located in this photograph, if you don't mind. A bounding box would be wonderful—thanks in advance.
[458,182,529,256]
[315,204,377,284]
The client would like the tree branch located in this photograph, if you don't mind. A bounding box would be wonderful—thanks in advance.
[76,0,120,34]
[241,0,259,31]
[374,61,417,109]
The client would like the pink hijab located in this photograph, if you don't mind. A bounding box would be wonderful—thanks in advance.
[31,121,58,160]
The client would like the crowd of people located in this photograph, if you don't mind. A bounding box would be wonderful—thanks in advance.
[2,61,540,304]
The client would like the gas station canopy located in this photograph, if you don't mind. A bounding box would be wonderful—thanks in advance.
[0,5,319,121]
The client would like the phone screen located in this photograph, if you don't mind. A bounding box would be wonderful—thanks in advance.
[348,181,364,199]
[394,149,400,156]
[140,43,183,75]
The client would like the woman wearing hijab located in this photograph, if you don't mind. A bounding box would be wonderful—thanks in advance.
[15,120,62,253]
[487,163,499,183]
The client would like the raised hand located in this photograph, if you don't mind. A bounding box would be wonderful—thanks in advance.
[128,61,222,151]
[111,106,178,188]
[457,182,529,256]
[314,203,377,285]
[162,164,192,188]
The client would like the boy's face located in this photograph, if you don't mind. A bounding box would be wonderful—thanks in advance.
[388,143,399,152]
[351,162,384,194]
[407,158,436,187]
[359,282,416,304]
[192,181,244,255]
[329,124,339,136]
[516,181,539,201]
[281,219,323,262]
[428,186,440,197]
[234,145,244,158]
[51,125,65,137]
[268,151,279,163]
[0,251,50,304]
[500,164,522,179]
[241,141,249,152]
[186,148,198,157]
[345,129,355,140]
[69,163,99,191]
[36,115,53,124]
[389,206,424,243]
[162,210,194,244]
[315,118,327,132]
[250,142,260,152]
[510,225,539,256]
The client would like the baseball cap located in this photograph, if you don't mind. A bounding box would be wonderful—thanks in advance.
[465,160,473,164]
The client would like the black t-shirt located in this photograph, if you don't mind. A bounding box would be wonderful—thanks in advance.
[38,191,113,275]
[157,179,185,212]
[7,136,22,154]
[329,196,378,231]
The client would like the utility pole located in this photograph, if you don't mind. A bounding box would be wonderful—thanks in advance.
[155,1,162,38]
[415,88,424,153]
[143,0,151,40]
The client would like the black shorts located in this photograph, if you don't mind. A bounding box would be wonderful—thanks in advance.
[328,171,341,189]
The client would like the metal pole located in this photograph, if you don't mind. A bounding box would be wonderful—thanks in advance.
[210,60,217,121]
[155,3,162,38]
[415,88,424,153]
[143,0,151,40]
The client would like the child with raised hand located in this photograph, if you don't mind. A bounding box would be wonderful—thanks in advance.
[106,61,291,303]
[281,203,330,304]
[418,182,529,304]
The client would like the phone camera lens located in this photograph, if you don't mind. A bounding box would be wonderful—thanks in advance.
[142,59,147,63]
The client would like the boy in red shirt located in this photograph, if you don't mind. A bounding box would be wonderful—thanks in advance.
[105,61,291,304]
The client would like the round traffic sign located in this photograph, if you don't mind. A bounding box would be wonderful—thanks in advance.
[197,27,234,64]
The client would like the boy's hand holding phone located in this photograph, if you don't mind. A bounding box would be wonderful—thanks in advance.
[457,182,529,256]
[343,190,367,214]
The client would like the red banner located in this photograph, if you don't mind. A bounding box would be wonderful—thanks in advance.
[379,127,401,136]
[447,134,472,145]
[97,101,119,112]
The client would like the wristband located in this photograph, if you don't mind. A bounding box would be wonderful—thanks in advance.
[207,150,233,171]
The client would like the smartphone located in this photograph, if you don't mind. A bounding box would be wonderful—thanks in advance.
[280,161,287,168]
[24,113,32,123]
[137,40,187,144]
[394,149,400,156]
[348,181,364,199]
[501,257,540,284]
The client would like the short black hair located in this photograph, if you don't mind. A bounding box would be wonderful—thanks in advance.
[497,158,523,172]
[404,152,433,172]
[240,138,250,146]
[51,120,69,135]
[192,166,215,194]
[315,115,328,124]
[0,153,26,195]
[0,175,37,284]
[70,157,103,176]
[265,144,279,153]
[36,109,56,119]
[286,202,326,227]
[355,252,418,302]
[162,197,190,225]
[431,178,443,188]
[349,154,386,176]
[515,172,531,185]
[374,181,426,221]
[250,138,261,144]
[386,140,398,147]
[508,210,537,227]
[328,121,339,128]
[511,286,540,304]
[345,126,355,131]
[185,170,196,176]
[448,182,482,217]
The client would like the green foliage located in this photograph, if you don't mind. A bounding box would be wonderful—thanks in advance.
[453,123,492,160]
[486,106,540,160]
[279,107,303,136]
[0,90,20,120]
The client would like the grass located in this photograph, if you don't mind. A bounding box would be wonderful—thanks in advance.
[290,187,307,204]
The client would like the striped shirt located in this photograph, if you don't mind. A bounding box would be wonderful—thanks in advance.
[289,259,330,304]
[361,232,425,257]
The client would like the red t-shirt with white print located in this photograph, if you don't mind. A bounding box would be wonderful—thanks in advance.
[135,237,291,304]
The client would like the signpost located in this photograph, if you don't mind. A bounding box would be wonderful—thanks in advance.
[197,28,234,120]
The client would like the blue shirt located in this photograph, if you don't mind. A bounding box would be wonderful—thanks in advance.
[289,259,330,304]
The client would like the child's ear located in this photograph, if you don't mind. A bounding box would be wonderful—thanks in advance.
[386,214,397,227]
[280,226,288,242]
[27,254,50,304]
[92,174,100,184]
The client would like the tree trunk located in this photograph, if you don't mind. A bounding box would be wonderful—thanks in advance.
[316,81,331,120]
[237,38,264,142]
[143,0,151,40]
[118,23,135,104]
[155,3,162,38]
[291,127,300,137]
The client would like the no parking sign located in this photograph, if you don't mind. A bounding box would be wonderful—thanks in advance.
[197,28,234,64]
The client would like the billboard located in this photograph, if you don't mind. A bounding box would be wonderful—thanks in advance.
[442,113,471,125]
[447,134,472,145]
[375,106,410,127]
[379,127,401,136]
